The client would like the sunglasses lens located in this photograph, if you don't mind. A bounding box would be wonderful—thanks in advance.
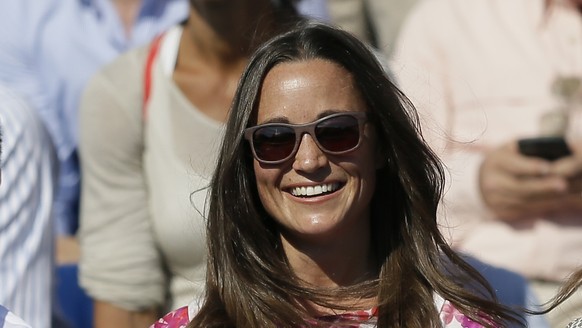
[315,115,361,153]
[252,126,296,162]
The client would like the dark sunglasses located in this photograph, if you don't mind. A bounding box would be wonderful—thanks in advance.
[244,112,368,164]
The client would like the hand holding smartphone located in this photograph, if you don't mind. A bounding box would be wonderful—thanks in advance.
[518,136,572,161]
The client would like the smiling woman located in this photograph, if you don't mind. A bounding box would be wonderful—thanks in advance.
[251,60,378,247]
[151,21,526,328]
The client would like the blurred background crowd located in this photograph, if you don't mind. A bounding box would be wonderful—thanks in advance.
[0,0,580,327]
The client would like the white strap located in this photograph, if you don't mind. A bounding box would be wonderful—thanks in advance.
[159,25,183,77]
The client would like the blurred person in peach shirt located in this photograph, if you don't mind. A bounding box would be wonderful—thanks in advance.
[392,0,582,326]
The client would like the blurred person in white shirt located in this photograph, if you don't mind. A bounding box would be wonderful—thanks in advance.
[0,84,57,328]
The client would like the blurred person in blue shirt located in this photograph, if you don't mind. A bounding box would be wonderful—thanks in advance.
[0,0,190,242]
[0,0,329,256]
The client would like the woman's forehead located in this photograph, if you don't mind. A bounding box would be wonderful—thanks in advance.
[255,59,365,124]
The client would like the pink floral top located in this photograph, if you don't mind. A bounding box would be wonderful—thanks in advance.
[150,295,491,328]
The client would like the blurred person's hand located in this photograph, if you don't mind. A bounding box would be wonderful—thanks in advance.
[478,141,582,220]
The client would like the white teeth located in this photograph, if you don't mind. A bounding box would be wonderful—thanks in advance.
[313,185,322,195]
[291,183,339,197]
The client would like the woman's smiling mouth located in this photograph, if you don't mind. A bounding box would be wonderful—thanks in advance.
[289,182,341,197]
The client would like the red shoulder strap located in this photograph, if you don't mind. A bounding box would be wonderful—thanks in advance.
[143,33,164,121]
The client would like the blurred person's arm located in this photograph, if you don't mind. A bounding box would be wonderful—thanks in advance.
[77,47,166,326]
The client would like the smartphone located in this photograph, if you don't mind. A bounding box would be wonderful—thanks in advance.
[518,136,572,161]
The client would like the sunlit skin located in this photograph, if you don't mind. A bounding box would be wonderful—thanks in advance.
[479,141,582,220]
[253,59,382,292]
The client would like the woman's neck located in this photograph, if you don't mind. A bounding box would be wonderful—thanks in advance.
[182,3,280,67]
[283,236,378,316]
[281,231,377,290]
[181,9,245,70]
[111,0,142,38]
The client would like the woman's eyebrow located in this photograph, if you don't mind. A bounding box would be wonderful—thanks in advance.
[316,109,344,119]
[257,116,290,125]
[258,109,355,125]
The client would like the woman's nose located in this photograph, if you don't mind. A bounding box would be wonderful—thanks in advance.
[292,133,328,172]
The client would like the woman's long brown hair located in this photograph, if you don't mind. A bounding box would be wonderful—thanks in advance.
[188,22,524,328]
